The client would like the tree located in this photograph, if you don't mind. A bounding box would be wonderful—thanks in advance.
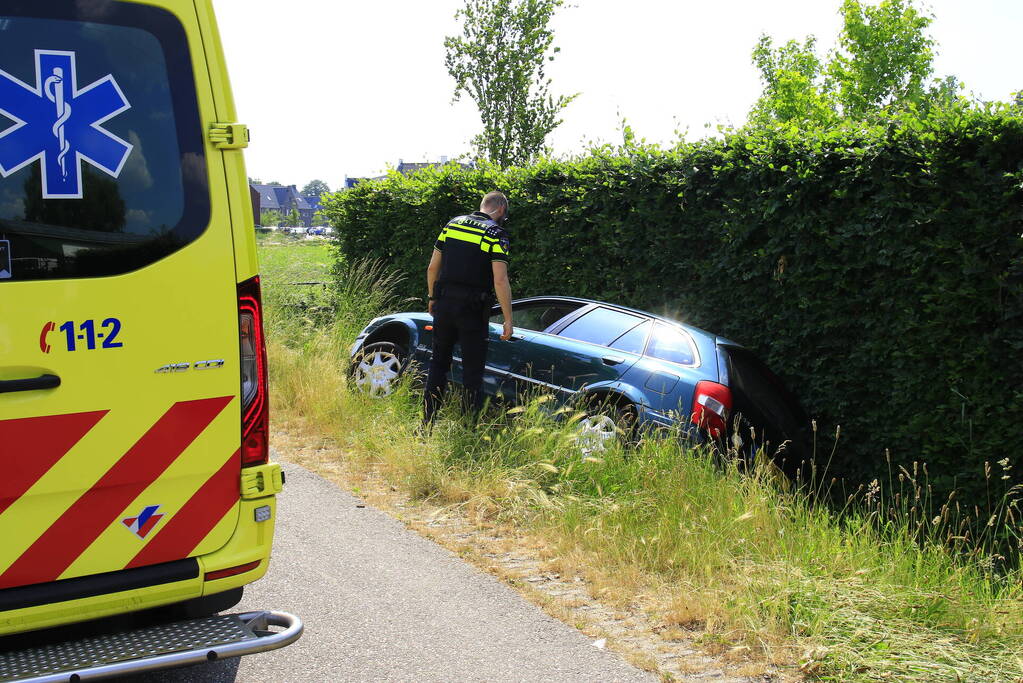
[750,35,839,128]
[830,0,935,118]
[444,0,575,167]
[749,0,949,127]
[302,179,330,197]
[285,207,301,228]
[260,209,283,227]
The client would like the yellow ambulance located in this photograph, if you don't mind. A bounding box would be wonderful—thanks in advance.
[0,0,300,678]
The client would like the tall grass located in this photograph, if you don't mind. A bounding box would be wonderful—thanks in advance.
[263,249,1023,681]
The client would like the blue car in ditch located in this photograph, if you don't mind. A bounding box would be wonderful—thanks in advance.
[350,296,810,467]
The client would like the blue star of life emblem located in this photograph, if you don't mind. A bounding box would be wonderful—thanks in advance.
[0,50,132,199]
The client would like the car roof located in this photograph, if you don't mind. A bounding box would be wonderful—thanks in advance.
[511,295,713,337]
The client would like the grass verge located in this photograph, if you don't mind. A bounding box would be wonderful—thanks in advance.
[260,243,1023,681]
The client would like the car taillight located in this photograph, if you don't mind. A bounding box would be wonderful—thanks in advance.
[691,380,732,438]
[239,276,268,467]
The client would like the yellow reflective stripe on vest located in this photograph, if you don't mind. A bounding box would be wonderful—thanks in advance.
[481,234,506,254]
[444,229,485,246]
[446,222,486,235]
[444,217,500,254]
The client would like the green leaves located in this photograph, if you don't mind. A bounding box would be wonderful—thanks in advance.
[749,0,952,128]
[832,0,936,118]
[444,0,575,168]
[324,108,1023,507]
[301,179,330,197]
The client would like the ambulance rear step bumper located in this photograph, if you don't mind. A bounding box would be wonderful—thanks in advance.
[0,610,302,682]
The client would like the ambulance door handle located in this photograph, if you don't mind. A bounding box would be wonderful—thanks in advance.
[0,374,61,394]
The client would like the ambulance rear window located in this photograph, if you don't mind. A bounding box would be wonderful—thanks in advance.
[0,2,208,282]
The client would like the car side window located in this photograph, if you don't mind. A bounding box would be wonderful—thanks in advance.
[647,323,697,366]
[608,321,651,354]
[557,307,645,346]
[491,303,582,331]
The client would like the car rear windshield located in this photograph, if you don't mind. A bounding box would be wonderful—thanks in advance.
[0,2,208,282]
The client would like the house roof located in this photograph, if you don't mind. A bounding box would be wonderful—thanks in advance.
[273,186,296,209]
[250,184,319,212]
[251,183,283,210]
[396,161,435,174]
[396,160,473,176]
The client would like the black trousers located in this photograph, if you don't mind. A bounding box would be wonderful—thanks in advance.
[424,296,489,423]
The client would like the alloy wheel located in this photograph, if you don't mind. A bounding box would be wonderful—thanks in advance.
[576,414,619,456]
[352,346,404,398]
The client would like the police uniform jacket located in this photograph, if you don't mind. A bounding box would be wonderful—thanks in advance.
[434,211,510,297]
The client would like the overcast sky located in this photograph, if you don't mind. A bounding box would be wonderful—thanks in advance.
[212,0,1022,190]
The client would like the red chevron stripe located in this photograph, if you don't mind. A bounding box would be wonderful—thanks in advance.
[0,396,233,590]
[0,410,108,517]
[127,450,240,569]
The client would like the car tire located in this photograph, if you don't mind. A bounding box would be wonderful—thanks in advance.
[350,341,408,398]
[575,399,637,456]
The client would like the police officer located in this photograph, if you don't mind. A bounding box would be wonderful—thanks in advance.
[423,191,514,424]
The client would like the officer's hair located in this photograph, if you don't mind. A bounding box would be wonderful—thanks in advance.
[480,191,508,216]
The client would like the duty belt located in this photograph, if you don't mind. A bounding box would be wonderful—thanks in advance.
[436,282,492,303]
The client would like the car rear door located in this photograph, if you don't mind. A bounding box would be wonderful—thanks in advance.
[618,321,707,417]
[0,0,242,590]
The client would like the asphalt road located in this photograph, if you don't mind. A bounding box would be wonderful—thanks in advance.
[126,460,655,683]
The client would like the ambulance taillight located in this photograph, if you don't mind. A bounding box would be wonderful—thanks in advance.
[239,276,269,466]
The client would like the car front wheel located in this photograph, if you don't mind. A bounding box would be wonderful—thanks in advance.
[351,341,407,398]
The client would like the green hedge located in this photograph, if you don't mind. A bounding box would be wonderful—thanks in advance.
[323,107,1023,497]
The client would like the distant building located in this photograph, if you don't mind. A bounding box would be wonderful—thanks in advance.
[249,185,260,226]
[396,156,471,175]
[343,157,471,190]
[250,184,323,227]
[301,194,324,225]
[395,161,437,175]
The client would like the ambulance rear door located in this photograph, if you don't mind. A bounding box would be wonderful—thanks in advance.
[0,0,243,592]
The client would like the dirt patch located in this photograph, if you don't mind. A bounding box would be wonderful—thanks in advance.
[272,423,792,682]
